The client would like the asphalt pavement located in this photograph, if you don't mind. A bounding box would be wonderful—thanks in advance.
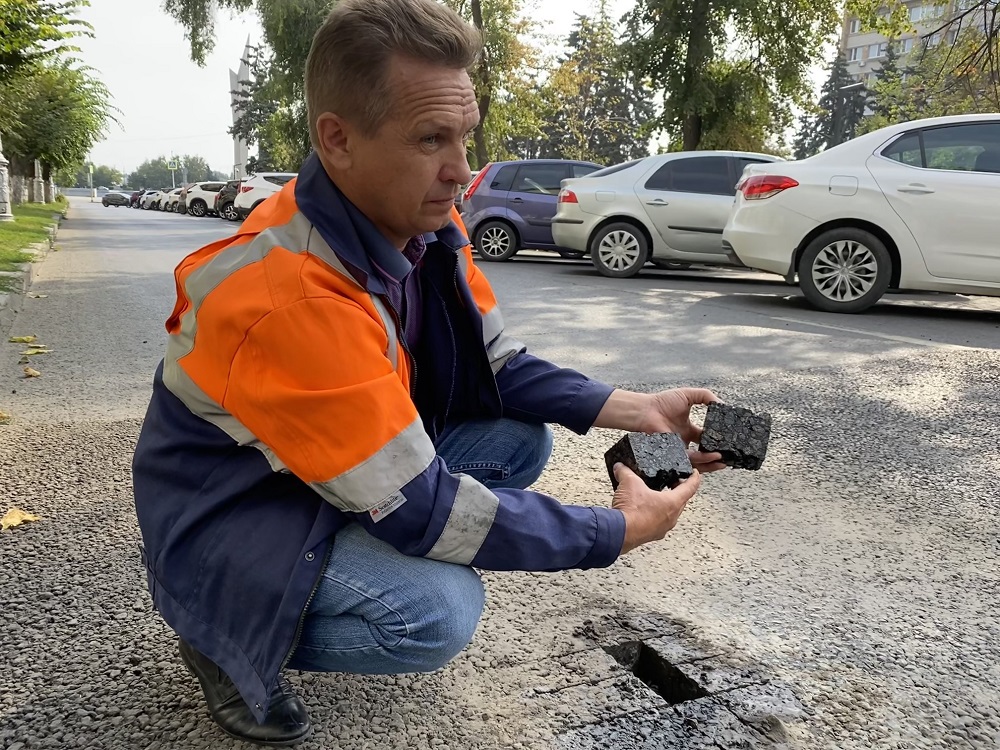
[1,198,999,749]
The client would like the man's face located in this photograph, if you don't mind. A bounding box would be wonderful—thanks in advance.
[318,56,478,249]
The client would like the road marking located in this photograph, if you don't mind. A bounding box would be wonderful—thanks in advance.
[769,316,985,350]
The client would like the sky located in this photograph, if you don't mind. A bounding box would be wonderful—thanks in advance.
[76,0,817,177]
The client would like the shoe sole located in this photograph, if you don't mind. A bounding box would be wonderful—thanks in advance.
[179,645,313,748]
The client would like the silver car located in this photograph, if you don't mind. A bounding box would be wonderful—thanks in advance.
[552,151,781,278]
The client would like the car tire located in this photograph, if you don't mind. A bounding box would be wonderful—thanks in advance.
[798,228,892,314]
[220,202,239,221]
[590,222,649,278]
[189,199,207,217]
[473,221,519,262]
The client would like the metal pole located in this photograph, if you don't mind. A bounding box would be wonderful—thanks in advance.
[0,133,13,222]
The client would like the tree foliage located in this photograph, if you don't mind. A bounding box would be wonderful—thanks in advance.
[792,54,867,159]
[0,60,117,180]
[0,0,91,82]
[126,155,224,188]
[626,0,839,151]
[523,8,655,165]
[860,29,1000,134]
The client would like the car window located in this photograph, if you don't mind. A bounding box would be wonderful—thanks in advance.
[921,122,1000,172]
[572,164,600,178]
[645,156,735,195]
[882,133,923,166]
[586,160,642,179]
[489,165,517,192]
[511,164,570,195]
[263,175,295,186]
[203,183,224,192]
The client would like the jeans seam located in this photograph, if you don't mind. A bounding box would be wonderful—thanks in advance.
[317,571,411,647]
[448,460,510,479]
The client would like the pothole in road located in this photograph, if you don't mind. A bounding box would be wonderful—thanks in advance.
[603,640,709,705]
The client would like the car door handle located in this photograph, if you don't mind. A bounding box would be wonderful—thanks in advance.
[510,197,524,203]
[897,184,935,194]
[645,199,669,206]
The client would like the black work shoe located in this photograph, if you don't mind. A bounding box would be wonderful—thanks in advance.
[178,639,312,747]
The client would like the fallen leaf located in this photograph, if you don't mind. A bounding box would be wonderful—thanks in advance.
[8,335,37,344]
[23,366,41,378]
[20,348,50,356]
[1,508,41,531]
[17,357,28,365]
[27,293,48,299]
[0,409,11,425]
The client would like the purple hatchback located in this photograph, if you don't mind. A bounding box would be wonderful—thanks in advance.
[460,159,602,262]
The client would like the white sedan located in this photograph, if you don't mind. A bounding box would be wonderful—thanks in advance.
[552,151,780,277]
[724,113,1000,313]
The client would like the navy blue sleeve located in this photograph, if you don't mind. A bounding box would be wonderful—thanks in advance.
[349,455,626,572]
[495,352,614,435]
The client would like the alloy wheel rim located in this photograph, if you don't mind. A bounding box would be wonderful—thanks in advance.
[480,227,511,257]
[598,230,641,272]
[812,240,878,302]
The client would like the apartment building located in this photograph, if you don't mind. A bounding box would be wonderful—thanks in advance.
[840,0,978,84]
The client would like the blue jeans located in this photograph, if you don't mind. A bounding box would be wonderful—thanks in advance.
[287,419,552,675]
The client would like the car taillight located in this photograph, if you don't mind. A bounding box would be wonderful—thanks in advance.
[240,185,254,193]
[558,189,578,204]
[740,175,798,200]
[463,165,490,202]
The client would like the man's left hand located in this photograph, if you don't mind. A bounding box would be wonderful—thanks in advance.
[638,388,728,474]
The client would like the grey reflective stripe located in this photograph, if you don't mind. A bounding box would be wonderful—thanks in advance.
[480,306,525,374]
[309,417,436,513]
[456,247,470,278]
[306,225,399,372]
[162,356,289,473]
[425,474,499,564]
[163,213,317,472]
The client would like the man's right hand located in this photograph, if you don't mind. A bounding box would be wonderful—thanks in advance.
[611,463,701,554]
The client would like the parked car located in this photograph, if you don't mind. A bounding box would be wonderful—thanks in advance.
[163,188,184,212]
[214,179,242,221]
[182,181,226,217]
[460,159,602,261]
[130,190,142,208]
[551,151,780,278]
[724,114,1000,313]
[141,188,169,210]
[102,191,131,207]
[233,172,297,219]
[456,170,479,208]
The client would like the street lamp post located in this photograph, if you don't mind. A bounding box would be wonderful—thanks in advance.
[0,133,14,222]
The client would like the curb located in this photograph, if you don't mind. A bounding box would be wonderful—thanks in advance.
[0,209,65,338]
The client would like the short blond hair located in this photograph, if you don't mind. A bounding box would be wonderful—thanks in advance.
[305,0,481,146]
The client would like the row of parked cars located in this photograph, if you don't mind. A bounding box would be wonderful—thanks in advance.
[461,113,1000,313]
[101,172,297,222]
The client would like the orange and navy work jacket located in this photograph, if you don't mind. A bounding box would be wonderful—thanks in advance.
[131,154,625,720]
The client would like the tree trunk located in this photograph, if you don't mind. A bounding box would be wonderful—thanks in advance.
[680,2,713,151]
[470,0,491,168]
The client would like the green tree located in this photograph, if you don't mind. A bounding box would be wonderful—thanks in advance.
[792,54,866,159]
[0,60,116,186]
[127,154,221,188]
[0,0,91,82]
[626,0,839,151]
[530,8,656,165]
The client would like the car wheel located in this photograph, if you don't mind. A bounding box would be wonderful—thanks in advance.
[798,228,892,313]
[220,202,239,221]
[189,199,207,217]
[473,221,519,262]
[590,222,648,278]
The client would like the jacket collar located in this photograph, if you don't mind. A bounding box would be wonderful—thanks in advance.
[294,152,468,293]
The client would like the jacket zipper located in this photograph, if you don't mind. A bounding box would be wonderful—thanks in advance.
[384,295,417,400]
[280,541,333,673]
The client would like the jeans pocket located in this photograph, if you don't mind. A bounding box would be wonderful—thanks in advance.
[447,460,511,485]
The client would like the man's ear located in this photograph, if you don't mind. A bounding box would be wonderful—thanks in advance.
[315,113,354,170]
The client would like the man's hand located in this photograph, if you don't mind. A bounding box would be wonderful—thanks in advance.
[612,463,701,554]
[640,388,728,473]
